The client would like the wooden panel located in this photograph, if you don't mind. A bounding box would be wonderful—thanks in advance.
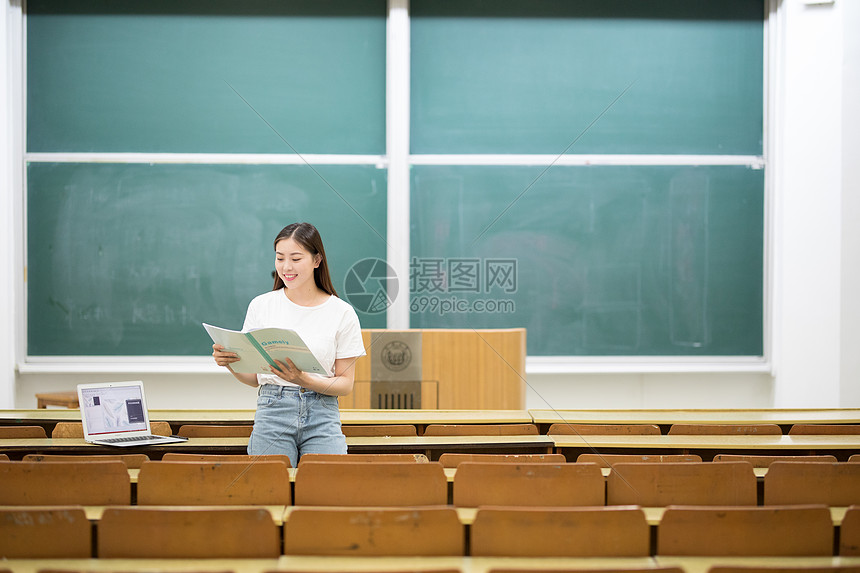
[340,329,525,409]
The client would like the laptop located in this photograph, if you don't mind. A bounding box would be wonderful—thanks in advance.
[77,381,187,447]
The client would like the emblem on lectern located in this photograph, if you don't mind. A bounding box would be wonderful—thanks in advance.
[380,341,412,372]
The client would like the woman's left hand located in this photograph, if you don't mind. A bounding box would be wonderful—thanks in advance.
[270,358,304,384]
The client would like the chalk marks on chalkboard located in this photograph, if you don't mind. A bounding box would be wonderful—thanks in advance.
[669,170,710,348]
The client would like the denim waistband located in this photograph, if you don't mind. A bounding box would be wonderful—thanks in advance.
[258,383,304,397]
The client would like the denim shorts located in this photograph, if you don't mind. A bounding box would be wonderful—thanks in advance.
[248,384,346,467]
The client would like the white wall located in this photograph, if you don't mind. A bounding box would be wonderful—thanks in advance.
[0,1,16,409]
[840,0,860,407]
[3,1,859,410]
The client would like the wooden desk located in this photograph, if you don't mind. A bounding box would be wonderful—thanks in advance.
[0,556,661,573]
[0,435,554,460]
[655,556,860,573]
[0,408,533,435]
[532,408,860,433]
[551,434,860,461]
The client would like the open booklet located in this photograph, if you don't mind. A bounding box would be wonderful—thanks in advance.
[203,323,329,376]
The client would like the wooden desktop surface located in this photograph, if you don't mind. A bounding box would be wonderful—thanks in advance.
[6,504,842,527]
[3,556,860,573]
[6,407,860,426]
[532,408,860,425]
[551,433,860,449]
[0,556,664,573]
[0,408,532,425]
[0,434,555,458]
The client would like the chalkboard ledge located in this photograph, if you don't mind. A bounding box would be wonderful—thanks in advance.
[19,356,770,375]
[18,357,224,374]
[526,356,771,374]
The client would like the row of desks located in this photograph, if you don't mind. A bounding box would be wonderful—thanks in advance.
[4,556,860,573]
[2,434,859,460]
[2,503,849,527]
[6,407,860,426]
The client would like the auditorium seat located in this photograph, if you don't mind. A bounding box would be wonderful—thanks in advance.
[176,424,252,437]
[341,424,418,436]
[98,507,280,558]
[453,461,604,507]
[0,507,91,558]
[606,462,757,506]
[0,460,130,505]
[471,506,650,557]
[136,460,291,505]
[764,462,860,505]
[294,461,447,506]
[668,424,782,435]
[548,423,661,435]
[23,453,150,468]
[657,505,833,556]
[283,506,463,556]
[0,426,47,438]
[439,452,565,467]
[422,423,538,436]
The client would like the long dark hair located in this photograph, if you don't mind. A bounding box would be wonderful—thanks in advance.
[272,222,338,297]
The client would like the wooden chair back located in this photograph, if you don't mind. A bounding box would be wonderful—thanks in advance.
[294,461,447,506]
[453,462,604,507]
[23,453,150,468]
[789,424,860,435]
[657,505,833,556]
[52,420,171,438]
[297,453,427,465]
[713,454,838,467]
[764,462,860,505]
[0,507,91,558]
[606,462,757,506]
[548,423,661,435]
[668,423,782,435]
[422,423,538,436]
[0,426,47,438]
[284,507,463,556]
[0,454,7,461]
[471,506,650,557]
[98,507,280,558]
[341,424,418,437]
[161,452,292,466]
[576,453,702,467]
[176,424,252,437]
[0,460,130,505]
[851,454,860,462]
[136,460,291,505]
[840,505,860,556]
[439,452,566,468]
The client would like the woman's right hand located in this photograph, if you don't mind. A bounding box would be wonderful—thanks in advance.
[212,344,240,368]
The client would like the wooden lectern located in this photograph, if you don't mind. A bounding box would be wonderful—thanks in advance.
[339,328,526,410]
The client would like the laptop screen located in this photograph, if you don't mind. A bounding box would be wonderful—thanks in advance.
[79,383,149,436]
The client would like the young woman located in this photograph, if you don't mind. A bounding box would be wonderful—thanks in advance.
[212,222,365,464]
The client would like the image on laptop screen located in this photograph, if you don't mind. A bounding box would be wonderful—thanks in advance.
[79,384,148,436]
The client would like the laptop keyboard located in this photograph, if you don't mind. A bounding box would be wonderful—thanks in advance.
[99,435,163,443]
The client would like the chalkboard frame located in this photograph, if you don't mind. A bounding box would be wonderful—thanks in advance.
[18,0,772,371]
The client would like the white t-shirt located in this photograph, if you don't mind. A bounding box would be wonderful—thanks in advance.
[242,290,366,386]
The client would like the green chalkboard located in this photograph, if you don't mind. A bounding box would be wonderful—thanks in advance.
[410,165,764,356]
[27,163,388,356]
[27,0,386,154]
[411,0,764,154]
